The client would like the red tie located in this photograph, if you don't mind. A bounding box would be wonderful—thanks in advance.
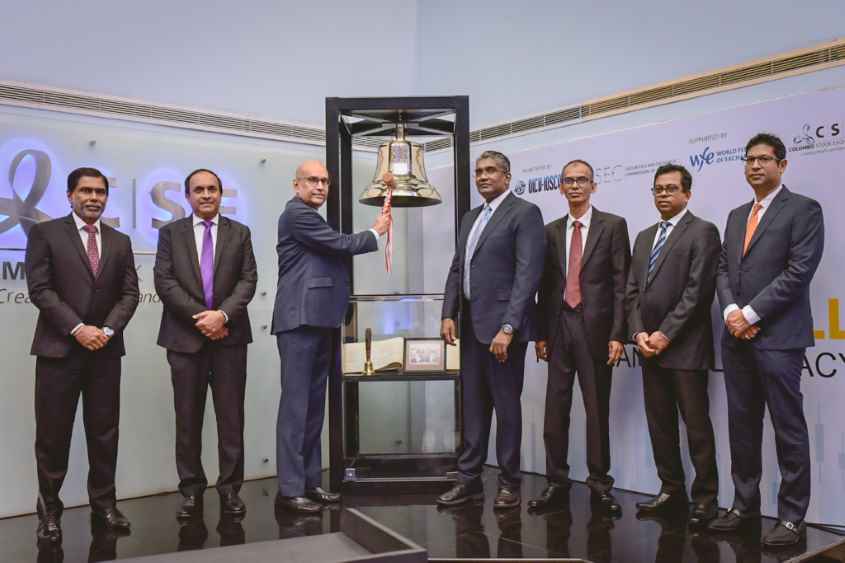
[83,224,100,275]
[565,221,582,308]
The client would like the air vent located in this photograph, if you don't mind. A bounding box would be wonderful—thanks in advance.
[1,38,843,154]
[426,138,452,151]
[628,85,674,106]
[772,51,829,73]
[672,75,721,96]
[721,62,773,85]
[544,107,581,125]
[419,38,845,151]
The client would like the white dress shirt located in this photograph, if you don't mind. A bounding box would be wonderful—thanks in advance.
[192,213,230,321]
[565,205,593,260]
[723,184,783,325]
[463,189,510,299]
[632,207,688,340]
[72,212,102,256]
[193,213,220,264]
[70,213,104,335]
[651,206,688,249]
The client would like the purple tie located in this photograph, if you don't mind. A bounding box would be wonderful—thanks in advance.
[201,220,214,309]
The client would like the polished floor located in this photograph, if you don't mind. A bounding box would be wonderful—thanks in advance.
[3,469,843,562]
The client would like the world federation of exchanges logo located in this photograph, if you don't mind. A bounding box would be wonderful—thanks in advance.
[0,149,53,237]
[513,179,526,195]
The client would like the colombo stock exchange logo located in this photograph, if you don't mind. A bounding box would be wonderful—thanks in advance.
[0,142,247,250]
[0,149,52,237]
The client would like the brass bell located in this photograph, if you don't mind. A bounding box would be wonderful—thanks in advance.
[359,124,442,207]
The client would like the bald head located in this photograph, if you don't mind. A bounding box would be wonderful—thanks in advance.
[293,160,330,208]
[295,160,327,180]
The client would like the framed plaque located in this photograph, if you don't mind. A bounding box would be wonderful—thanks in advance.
[404,338,445,373]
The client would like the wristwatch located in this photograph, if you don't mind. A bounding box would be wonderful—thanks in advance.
[501,323,514,335]
[103,327,114,338]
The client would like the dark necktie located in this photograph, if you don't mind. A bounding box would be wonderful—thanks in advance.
[201,220,214,309]
[564,221,582,308]
[648,221,671,274]
[82,224,99,276]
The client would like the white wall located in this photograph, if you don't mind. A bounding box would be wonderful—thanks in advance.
[2,0,845,519]
[415,0,845,127]
[0,0,419,127]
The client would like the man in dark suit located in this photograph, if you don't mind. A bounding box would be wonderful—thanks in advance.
[625,164,720,528]
[25,167,140,542]
[437,150,545,509]
[272,160,390,513]
[709,133,824,548]
[529,159,630,515]
[154,169,257,519]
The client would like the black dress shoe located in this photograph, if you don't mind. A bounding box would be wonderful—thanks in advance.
[636,492,689,513]
[305,487,341,504]
[528,483,570,510]
[276,495,322,513]
[91,506,131,531]
[36,512,62,543]
[688,502,718,528]
[436,482,484,507]
[493,486,520,509]
[591,490,622,516]
[707,507,759,532]
[762,520,806,548]
[220,492,246,516]
[177,495,203,520]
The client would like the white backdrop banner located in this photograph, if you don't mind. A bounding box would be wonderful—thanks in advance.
[490,88,845,525]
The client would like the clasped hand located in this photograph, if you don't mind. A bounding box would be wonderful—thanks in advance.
[74,325,110,351]
[193,310,228,340]
[635,331,670,359]
[725,310,760,341]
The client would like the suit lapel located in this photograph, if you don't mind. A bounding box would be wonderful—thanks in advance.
[554,217,567,278]
[743,186,790,259]
[181,218,204,291]
[580,209,604,269]
[63,215,95,281]
[459,206,483,261]
[213,216,229,273]
[646,211,693,287]
[471,192,514,260]
[97,224,114,279]
[638,223,659,291]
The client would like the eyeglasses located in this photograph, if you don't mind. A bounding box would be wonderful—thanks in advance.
[562,176,592,187]
[651,185,681,196]
[742,155,779,166]
[298,176,330,187]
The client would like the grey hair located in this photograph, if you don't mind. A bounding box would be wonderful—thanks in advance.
[476,150,511,175]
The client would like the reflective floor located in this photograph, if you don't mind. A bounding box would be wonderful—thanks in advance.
[2,469,843,562]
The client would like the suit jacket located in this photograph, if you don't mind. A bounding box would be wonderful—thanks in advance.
[271,197,378,333]
[716,186,824,350]
[536,208,630,361]
[626,211,721,370]
[154,215,257,354]
[25,214,139,358]
[442,192,545,344]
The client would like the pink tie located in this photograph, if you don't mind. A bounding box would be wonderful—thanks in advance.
[82,224,99,276]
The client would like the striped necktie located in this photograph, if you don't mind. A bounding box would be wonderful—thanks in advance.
[648,221,671,274]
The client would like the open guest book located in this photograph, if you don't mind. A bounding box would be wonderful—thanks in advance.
[342,337,460,374]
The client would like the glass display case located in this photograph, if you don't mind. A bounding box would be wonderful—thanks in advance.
[325,96,470,491]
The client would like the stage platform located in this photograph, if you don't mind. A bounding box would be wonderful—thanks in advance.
[2,469,843,562]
